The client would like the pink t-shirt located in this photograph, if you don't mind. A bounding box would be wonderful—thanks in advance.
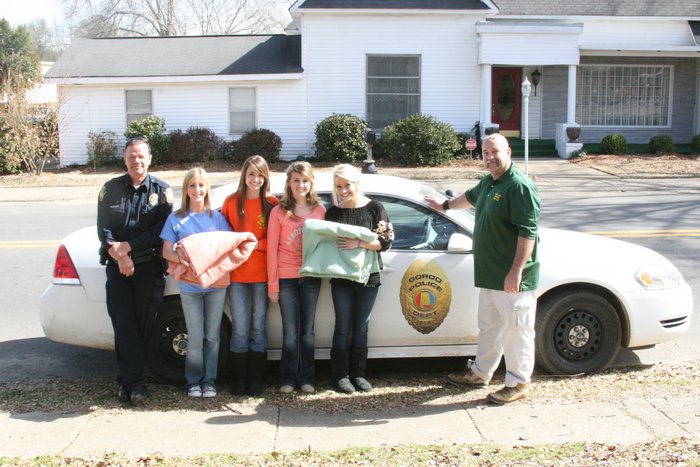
[267,203,326,293]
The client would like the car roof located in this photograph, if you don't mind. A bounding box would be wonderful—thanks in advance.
[210,172,431,207]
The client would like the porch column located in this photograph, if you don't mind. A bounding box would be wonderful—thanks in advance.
[557,64,583,159]
[567,65,577,124]
[480,64,497,132]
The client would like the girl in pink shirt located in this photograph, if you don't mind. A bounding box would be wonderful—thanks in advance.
[267,162,326,394]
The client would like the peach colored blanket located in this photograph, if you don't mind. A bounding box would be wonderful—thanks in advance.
[167,231,257,288]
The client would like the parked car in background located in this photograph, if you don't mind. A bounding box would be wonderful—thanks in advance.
[40,174,693,383]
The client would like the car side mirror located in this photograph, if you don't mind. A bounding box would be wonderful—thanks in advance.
[447,233,473,252]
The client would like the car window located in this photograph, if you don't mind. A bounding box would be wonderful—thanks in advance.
[370,195,468,251]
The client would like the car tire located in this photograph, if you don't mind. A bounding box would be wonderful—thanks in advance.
[147,299,188,384]
[146,298,234,385]
[535,290,621,375]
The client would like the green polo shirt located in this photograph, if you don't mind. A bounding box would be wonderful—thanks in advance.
[466,163,541,291]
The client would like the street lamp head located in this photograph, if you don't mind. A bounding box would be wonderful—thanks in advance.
[531,68,541,96]
[521,76,531,99]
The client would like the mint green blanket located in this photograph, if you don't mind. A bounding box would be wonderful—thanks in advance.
[300,218,379,284]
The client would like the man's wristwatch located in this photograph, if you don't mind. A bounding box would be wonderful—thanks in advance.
[442,199,450,211]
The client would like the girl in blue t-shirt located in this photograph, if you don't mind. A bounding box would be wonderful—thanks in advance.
[160,167,231,398]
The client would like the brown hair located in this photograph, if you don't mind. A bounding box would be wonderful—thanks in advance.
[279,161,320,216]
[236,155,273,223]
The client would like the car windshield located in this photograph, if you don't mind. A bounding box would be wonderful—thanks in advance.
[416,184,475,233]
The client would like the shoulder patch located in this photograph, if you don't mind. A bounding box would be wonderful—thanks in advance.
[98,186,106,202]
[164,187,174,204]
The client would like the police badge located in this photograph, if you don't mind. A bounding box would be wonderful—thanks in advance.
[399,259,452,334]
[148,193,159,206]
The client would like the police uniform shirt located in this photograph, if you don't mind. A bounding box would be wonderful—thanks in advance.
[97,173,174,254]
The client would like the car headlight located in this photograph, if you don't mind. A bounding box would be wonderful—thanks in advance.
[635,265,681,290]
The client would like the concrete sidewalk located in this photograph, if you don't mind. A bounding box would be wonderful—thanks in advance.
[1,395,698,458]
[1,158,697,205]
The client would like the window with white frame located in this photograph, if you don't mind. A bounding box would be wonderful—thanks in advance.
[125,90,153,124]
[229,87,256,134]
[367,55,420,130]
[576,65,671,127]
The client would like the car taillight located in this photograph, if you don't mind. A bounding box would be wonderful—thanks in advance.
[53,244,81,285]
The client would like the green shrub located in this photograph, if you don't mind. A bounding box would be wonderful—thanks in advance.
[218,140,237,161]
[35,110,59,169]
[87,130,120,169]
[189,127,223,162]
[600,134,627,155]
[165,129,193,164]
[379,114,460,166]
[648,135,675,154]
[232,128,281,163]
[125,116,169,165]
[692,134,700,155]
[0,117,21,174]
[314,114,367,162]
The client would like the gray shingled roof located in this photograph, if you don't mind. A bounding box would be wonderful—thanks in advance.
[299,0,488,9]
[46,35,302,79]
[491,0,700,17]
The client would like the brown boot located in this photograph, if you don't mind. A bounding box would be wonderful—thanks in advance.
[486,383,529,404]
[447,360,488,387]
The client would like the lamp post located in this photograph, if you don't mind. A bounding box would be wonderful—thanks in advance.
[521,76,531,176]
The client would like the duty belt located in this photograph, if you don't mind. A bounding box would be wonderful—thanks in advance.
[129,248,160,265]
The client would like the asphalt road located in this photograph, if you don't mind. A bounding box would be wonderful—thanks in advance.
[0,183,698,381]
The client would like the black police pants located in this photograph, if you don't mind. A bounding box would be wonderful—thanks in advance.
[105,260,165,389]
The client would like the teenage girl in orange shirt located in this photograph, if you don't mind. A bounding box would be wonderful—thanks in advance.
[221,155,278,396]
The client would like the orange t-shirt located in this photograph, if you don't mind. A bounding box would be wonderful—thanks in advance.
[221,192,279,283]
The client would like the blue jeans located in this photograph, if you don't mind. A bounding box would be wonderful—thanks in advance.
[180,288,227,387]
[228,282,268,353]
[279,277,321,386]
[330,284,379,350]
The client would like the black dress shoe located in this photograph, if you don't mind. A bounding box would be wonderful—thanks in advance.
[129,384,149,404]
[117,386,131,403]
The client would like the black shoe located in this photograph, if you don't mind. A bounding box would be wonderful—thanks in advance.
[334,377,356,394]
[129,384,149,405]
[352,377,373,392]
[117,386,131,403]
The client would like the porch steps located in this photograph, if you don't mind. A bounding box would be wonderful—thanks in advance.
[507,138,556,157]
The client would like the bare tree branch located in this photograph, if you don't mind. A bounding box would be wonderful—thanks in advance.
[68,0,293,38]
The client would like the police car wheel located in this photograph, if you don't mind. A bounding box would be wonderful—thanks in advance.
[535,290,621,375]
[147,299,187,384]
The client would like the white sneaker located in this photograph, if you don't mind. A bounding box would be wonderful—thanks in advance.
[201,385,217,398]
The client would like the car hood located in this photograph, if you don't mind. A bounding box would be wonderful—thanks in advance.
[537,227,682,292]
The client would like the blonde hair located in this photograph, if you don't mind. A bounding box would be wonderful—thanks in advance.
[235,155,273,223]
[331,163,362,206]
[280,161,320,215]
[175,167,212,218]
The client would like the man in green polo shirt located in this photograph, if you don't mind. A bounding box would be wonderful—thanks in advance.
[425,133,540,404]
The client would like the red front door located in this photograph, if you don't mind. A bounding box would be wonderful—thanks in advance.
[491,67,522,135]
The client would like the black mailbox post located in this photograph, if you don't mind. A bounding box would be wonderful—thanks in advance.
[362,129,378,174]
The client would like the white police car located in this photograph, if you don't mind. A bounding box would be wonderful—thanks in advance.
[40,173,693,383]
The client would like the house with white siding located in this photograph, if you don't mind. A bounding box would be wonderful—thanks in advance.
[46,0,700,166]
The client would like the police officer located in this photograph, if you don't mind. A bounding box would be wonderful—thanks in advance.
[97,137,173,404]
